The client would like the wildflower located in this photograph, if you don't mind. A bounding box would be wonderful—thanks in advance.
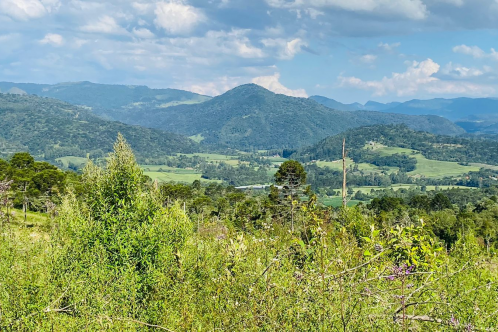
[450,315,459,327]
[465,323,474,331]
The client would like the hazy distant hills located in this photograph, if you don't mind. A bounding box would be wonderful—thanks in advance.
[0,81,211,119]
[311,95,498,133]
[108,84,464,150]
[0,93,199,162]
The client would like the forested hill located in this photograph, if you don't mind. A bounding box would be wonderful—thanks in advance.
[0,81,211,119]
[100,84,465,150]
[0,93,199,162]
[293,124,498,165]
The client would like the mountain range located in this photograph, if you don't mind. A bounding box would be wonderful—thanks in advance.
[92,84,463,149]
[0,82,466,151]
[311,95,498,133]
[0,81,211,120]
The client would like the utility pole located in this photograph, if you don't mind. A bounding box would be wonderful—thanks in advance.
[342,138,347,208]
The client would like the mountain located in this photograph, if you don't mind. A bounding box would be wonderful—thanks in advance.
[0,81,211,120]
[383,98,498,121]
[312,95,498,134]
[309,96,364,111]
[102,84,464,150]
[0,93,199,162]
[363,100,402,111]
[293,124,498,165]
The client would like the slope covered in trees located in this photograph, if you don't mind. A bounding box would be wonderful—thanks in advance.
[0,81,211,119]
[0,93,199,162]
[103,84,464,150]
[294,124,498,165]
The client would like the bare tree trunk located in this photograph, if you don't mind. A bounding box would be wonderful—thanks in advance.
[342,138,347,208]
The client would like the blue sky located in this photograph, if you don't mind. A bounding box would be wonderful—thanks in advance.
[1,0,498,103]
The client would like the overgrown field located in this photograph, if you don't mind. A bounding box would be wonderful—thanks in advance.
[1,137,498,331]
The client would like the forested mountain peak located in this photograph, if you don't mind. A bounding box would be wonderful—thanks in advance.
[101,83,465,150]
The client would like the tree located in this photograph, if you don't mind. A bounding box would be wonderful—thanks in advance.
[274,160,307,231]
[431,193,453,211]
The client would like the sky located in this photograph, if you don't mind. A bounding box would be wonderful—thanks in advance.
[1,0,498,103]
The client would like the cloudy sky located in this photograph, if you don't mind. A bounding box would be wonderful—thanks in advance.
[1,0,498,103]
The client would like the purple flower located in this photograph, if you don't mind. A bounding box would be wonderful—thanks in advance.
[387,275,395,281]
[450,315,459,327]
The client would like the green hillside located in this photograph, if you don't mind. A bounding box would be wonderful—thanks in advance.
[0,81,211,119]
[0,93,199,162]
[294,124,498,165]
[104,84,464,150]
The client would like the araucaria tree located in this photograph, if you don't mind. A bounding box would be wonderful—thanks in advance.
[273,160,307,231]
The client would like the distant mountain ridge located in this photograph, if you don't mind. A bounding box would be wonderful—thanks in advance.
[0,81,211,120]
[0,93,199,162]
[103,84,464,150]
[311,95,498,133]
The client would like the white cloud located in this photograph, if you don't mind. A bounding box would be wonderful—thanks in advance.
[185,76,241,96]
[261,38,307,60]
[266,0,428,20]
[132,2,153,14]
[453,44,498,60]
[171,29,265,59]
[252,73,308,97]
[378,42,401,52]
[339,58,494,97]
[441,62,488,78]
[132,27,155,39]
[154,0,204,35]
[306,8,324,18]
[39,33,64,46]
[0,0,59,20]
[359,54,377,64]
[81,15,128,35]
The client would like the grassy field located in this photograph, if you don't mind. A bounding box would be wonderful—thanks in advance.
[367,146,480,178]
[141,165,221,183]
[320,196,362,207]
[56,156,88,168]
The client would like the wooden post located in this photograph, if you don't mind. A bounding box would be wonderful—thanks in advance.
[342,138,347,208]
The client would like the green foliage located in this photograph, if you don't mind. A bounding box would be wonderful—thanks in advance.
[51,135,193,324]
[295,124,498,165]
[101,84,464,150]
[0,152,70,211]
[274,160,307,186]
[0,93,199,163]
[2,141,498,331]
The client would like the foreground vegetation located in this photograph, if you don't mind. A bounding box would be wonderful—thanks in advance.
[1,136,498,331]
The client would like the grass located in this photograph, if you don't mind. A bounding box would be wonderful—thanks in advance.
[141,165,221,183]
[366,146,480,178]
[189,134,205,143]
[320,196,362,207]
[56,156,88,168]
[408,155,480,177]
